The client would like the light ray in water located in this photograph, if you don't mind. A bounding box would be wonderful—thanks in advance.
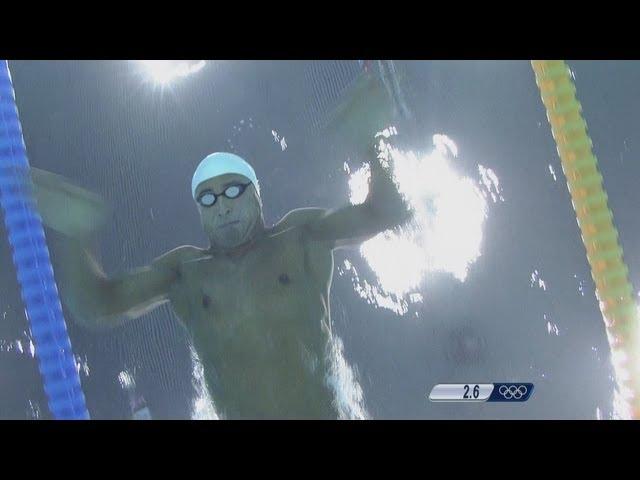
[189,344,219,420]
[325,336,368,419]
[118,370,135,390]
[609,303,640,419]
[344,132,492,312]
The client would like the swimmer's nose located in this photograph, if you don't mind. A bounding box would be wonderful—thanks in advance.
[218,205,232,218]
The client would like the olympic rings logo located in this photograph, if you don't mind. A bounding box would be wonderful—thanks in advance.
[498,385,528,400]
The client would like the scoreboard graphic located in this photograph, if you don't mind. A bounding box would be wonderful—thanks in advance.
[428,383,534,403]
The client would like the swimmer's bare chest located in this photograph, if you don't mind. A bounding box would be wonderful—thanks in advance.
[168,226,337,418]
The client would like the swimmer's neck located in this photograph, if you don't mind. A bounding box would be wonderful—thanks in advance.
[207,220,268,258]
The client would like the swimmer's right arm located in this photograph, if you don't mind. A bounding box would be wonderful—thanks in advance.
[29,167,187,329]
[58,242,183,330]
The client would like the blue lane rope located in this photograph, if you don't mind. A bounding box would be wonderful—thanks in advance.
[0,60,89,419]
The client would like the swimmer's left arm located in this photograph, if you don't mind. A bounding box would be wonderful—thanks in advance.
[302,150,413,249]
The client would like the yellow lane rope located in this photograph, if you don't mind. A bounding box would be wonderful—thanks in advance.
[532,60,639,418]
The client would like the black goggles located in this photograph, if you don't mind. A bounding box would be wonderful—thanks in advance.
[196,182,252,207]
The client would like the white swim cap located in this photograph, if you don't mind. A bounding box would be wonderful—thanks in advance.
[191,152,260,200]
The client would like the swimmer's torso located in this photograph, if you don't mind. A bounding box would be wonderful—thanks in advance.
[168,226,338,419]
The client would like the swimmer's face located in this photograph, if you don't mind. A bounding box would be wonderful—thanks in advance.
[195,173,264,250]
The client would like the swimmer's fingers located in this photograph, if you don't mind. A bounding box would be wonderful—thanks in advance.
[31,167,111,239]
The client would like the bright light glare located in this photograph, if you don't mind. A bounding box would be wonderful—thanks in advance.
[137,60,207,85]
[344,133,497,314]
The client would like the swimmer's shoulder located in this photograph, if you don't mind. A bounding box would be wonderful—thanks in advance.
[152,245,210,271]
[272,207,328,234]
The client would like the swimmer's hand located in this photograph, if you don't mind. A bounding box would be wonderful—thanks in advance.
[31,167,111,240]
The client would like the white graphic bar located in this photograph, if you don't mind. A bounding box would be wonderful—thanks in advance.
[429,384,494,402]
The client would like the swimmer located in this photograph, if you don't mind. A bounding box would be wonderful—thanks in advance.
[34,146,412,419]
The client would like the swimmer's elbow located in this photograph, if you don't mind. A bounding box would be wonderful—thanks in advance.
[92,277,167,328]
[58,244,171,330]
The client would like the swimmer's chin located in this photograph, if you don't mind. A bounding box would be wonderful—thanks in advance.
[207,220,264,252]
[207,226,249,249]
